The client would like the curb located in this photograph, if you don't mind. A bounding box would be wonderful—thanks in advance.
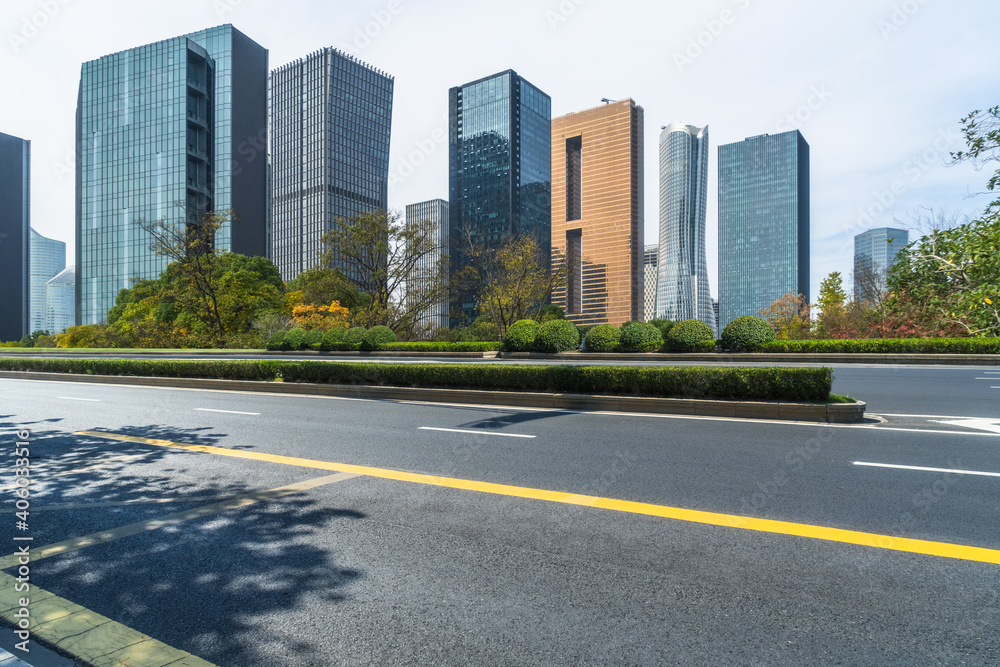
[498,351,1000,365]
[0,371,865,423]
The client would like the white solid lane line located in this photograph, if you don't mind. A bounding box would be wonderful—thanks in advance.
[419,426,536,439]
[853,461,1000,478]
[194,408,261,416]
[58,396,101,402]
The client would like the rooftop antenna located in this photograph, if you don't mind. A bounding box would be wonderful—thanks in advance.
[601,97,614,104]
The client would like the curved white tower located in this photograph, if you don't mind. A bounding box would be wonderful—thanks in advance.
[656,123,715,334]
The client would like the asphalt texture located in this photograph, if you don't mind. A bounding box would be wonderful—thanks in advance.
[0,372,998,666]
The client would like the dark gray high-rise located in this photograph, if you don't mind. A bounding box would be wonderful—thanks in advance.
[269,48,393,283]
[0,132,30,341]
[448,70,551,324]
[76,25,268,325]
[718,130,810,331]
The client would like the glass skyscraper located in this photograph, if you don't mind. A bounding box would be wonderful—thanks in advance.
[718,130,810,331]
[643,244,658,322]
[76,25,268,325]
[854,227,908,303]
[269,48,394,283]
[0,131,30,341]
[656,123,715,334]
[46,267,76,335]
[29,228,66,333]
[405,199,449,332]
[448,70,551,324]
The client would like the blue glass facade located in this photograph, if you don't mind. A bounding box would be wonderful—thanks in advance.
[854,227,908,303]
[656,123,715,334]
[448,70,551,324]
[75,25,268,325]
[0,131,30,341]
[718,130,810,331]
[29,228,66,333]
[405,199,450,331]
[269,48,393,282]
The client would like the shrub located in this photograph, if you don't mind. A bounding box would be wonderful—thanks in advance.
[343,327,367,345]
[320,327,347,351]
[533,319,579,353]
[361,325,397,351]
[664,319,716,352]
[265,331,289,351]
[618,322,664,352]
[285,327,307,351]
[721,316,775,352]
[503,319,539,352]
[648,319,676,339]
[757,337,1000,354]
[303,329,324,351]
[585,324,621,352]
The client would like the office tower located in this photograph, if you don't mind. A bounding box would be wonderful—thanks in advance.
[0,132,30,341]
[643,244,658,322]
[270,48,393,282]
[404,199,450,332]
[76,25,268,325]
[656,123,715,334]
[449,70,551,324]
[854,227,909,303]
[30,228,66,333]
[46,267,76,334]
[718,130,810,331]
[712,299,719,334]
[550,99,643,326]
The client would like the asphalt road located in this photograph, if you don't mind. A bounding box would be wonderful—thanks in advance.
[1,376,998,666]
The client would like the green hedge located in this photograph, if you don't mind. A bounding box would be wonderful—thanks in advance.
[721,316,775,352]
[585,324,621,352]
[503,319,539,352]
[757,338,1000,354]
[618,322,663,352]
[664,319,716,352]
[0,357,833,402]
[533,320,580,353]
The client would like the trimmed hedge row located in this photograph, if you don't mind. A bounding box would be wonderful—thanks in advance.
[756,337,1000,354]
[266,329,500,353]
[0,357,833,402]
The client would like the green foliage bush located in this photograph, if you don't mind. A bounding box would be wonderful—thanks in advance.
[343,327,367,345]
[758,337,1000,354]
[285,327,307,351]
[664,319,716,352]
[503,319,539,352]
[585,324,621,352]
[648,319,676,339]
[533,319,579,353]
[721,316,776,352]
[0,357,833,402]
[361,325,397,351]
[618,322,664,352]
[303,329,324,351]
[380,342,500,352]
[320,327,347,351]
[265,331,288,351]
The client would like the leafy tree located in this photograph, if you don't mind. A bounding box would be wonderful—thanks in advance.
[758,293,812,340]
[815,272,856,338]
[291,301,350,332]
[952,105,1000,213]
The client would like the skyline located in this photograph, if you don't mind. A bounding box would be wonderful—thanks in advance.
[2,0,997,303]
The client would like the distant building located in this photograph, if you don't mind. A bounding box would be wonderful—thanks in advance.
[656,123,715,334]
[448,70,551,325]
[712,299,719,334]
[0,131,30,341]
[270,48,393,282]
[405,199,450,332]
[30,228,66,333]
[550,99,644,327]
[45,267,76,334]
[643,244,658,322]
[854,227,909,303]
[718,130,810,331]
[76,25,269,325]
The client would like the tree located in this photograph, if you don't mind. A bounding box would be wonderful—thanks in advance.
[317,209,448,334]
[952,105,1000,213]
[815,272,855,338]
[758,293,811,340]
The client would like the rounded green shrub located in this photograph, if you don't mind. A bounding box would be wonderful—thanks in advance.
[533,319,579,353]
[303,329,323,350]
[618,321,664,352]
[265,331,288,351]
[648,318,676,340]
[664,319,715,352]
[503,319,539,352]
[584,324,621,352]
[721,315,775,352]
[320,327,347,351]
[361,325,397,350]
[285,327,307,351]
[343,326,367,346]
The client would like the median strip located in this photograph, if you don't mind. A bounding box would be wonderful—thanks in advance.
[77,430,1000,566]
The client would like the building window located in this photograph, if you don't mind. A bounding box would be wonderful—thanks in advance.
[566,136,582,221]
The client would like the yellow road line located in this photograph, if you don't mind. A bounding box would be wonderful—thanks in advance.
[0,472,356,571]
[78,430,1000,566]
[0,571,217,667]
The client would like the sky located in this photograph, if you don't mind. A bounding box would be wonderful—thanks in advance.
[1,0,998,302]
